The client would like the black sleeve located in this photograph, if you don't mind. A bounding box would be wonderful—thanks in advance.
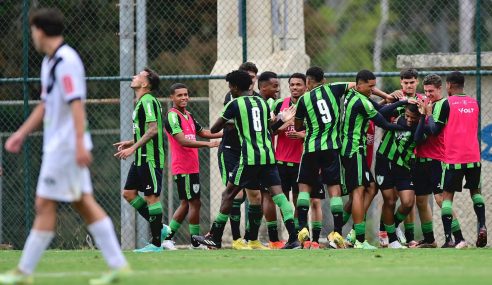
[368,98,383,111]
[192,115,204,133]
[378,100,408,119]
[164,117,172,134]
[329,83,349,100]
[371,112,406,131]
[273,100,283,115]
[271,119,284,132]
[414,115,427,144]
[223,92,232,106]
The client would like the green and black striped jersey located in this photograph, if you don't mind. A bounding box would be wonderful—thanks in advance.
[133,93,165,168]
[295,83,349,153]
[377,116,416,169]
[221,95,275,165]
[340,89,379,157]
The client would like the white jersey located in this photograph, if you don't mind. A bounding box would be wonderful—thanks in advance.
[40,44,92,153]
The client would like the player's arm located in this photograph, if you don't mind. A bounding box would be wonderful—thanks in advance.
[5,103,45,154]
[271,105,296,133]
[378,100,409,119]
[424,100,449,135]
[362,100,405,131]
[115,121,158,159]
[212,99,236,134]
[174,132,219,148]
[372,87,393,102]
[195,118,223,139]
[293,96,306,132]
[71,99,93,166]
[414,114,427,144]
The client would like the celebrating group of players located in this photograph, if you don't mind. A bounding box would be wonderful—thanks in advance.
[120,60,487,252]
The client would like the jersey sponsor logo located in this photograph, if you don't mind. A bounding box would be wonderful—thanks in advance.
[146,185,152,190]
[44,177,56,186]
[185,134,196,141]
[62,75,74,94]
[458,107,475,114]
[193,184,200,194]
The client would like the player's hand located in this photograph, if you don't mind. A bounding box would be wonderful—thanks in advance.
[279,105,296,122]
[208,140,220,148]
[390,90,405,101]
[114,146,135,160]
[407,98,418,105]
[424,101,433,116]
[286,131,305,139]
[417,99,426,115]
[278,118,294,132]
[270,111,276,122]
[76,146,93,167]
[5,131,26,154]
[113,140,133,151]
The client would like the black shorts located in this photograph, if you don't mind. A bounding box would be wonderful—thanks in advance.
[322,153,341,186]
[124,162,163,196]
[341,153,374,193]
[218,147,240,186]
[297,149,337,187]
[230,164,281,190]
[375,154,414,191]
[174,173,200,201]
[310,182,326,200]
[442,163,481,193]
[277,162,300,195]
[412,159,443,196]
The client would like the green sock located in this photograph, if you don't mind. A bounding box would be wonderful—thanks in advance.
[294,218,299,231]
[215,212,229,224]
[148,202,163,246]
[168,219,181,239]
[189,224,200,236]
[343,210,351,225]
[129,196,150,221]
[272,193,294,221]
[451,219,461,233]
[394,211,407,226]
[354,222,366,242]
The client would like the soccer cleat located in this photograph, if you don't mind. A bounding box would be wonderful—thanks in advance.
[354,240,377,250]
[161,239,178,250]
[415,240,437,248]
[345,229,356,247]
[161,224,171,241]
[406,240,418,248]
[378,231,389,247]
[303,240,312,249]
[189,244,209,250]
[133,243,163,253]
[395,227,407,245]
[232,238,252,250]
[268,241,285,250]
[0,270,33,285]
[282,239,301,249]
[388,240,407,249]
[297,227,310,245]
[310,241,320,250]
[248,240,270,250]
[89,266,132,285]
[476,227,487,248]
[454,240,468,249]
[328,231,346,249]
[441,240,455,248]
[192,234,221,249]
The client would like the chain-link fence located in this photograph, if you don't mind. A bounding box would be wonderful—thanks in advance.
[1,0,491,249]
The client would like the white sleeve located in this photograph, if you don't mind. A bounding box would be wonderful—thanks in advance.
[56,56,86,103]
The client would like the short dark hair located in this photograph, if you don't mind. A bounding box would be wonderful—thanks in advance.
[258,71,278,87]
[238,62,258,74]
[169,83,188,95]
[306,66,324,83]
[446,71,465,88]
[226,70,252,92]
[29,8,64,36]
[406,103,419,114]
[356,69,376,83]
[400,68,418,80]
[288,73,306,84]
[144,68,160,91]
[422,74,442,88]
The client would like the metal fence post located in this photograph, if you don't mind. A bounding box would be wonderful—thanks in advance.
[476,0,482,142]
[119,0,136,250]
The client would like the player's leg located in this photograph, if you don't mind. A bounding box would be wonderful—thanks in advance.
[245,189,262,242]
[262,191,281,246]
[415,195,436,248]
[246,189,266,249]
[441,167,462,248]
[122,164,150,221]
[465,166,487,247]
[323,152,344,238]
[165,174,192,246]
[139,163,164,248]
[403,205,416,246]
[309,198,322,249]
[296,153,317,244]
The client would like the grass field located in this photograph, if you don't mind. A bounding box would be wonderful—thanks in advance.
[1,249,491,285]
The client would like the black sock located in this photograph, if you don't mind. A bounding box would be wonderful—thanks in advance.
[138,206,150,221]
[312,227,321,243]
[423,231,435,243]
[211,221,226,243]
[379,220,385,231]
[284,219,297,242]
[332,212,343,234]
[267,221,279,242]
[297,206,309,230]
[405,228,414,242]
[474,203,486,228]
[452,230,464,243]
[248,205,263,241]
[166,231,175,240]
[441,214,453,243]
[150,213,163,246]
[230,199,243,240]
[388,232,397,243]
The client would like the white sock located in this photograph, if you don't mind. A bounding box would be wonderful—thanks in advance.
[18,230,55,275]
[88,217,128,269]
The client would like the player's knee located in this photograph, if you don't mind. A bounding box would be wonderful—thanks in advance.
[122,190,136,201]
[401,199,414,211]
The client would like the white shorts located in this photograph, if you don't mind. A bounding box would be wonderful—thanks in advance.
[36,153,93,202]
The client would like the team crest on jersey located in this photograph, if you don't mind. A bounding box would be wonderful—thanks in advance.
[377,175,384,185]
[193,184,200,194]
[365,171,370,181]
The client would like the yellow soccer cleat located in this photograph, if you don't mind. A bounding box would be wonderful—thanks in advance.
[297,227,310,245]
[0,270,33,285]
[328,231,346,249]
[232,238,252,250]
[247,240,270,250]
[89,266,132,285]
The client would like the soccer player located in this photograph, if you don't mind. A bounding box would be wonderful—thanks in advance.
[0,8,128,285]
[193,70,300,249]
[440,71,487,248]
[340,70,407,249]
[218,62,259,250]
[376,103,420,249]
[115,68,165,253]
[413,74,464,248]
[295,67,346,249]
[162,83,221,250]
